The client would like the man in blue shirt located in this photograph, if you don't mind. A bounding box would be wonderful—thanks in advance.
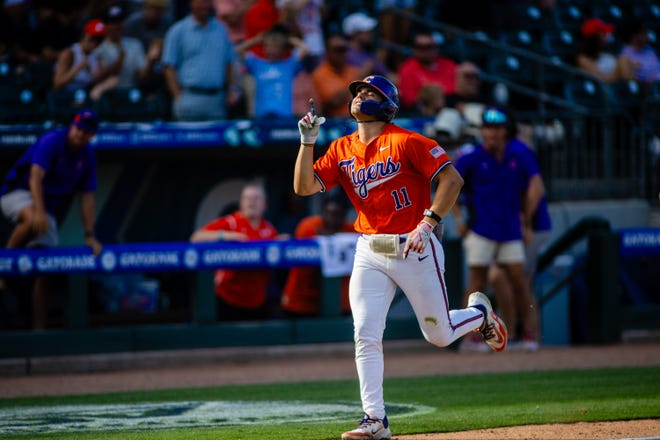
[162,0,241,121]
[452,106,540,351]
[1,109,102,329]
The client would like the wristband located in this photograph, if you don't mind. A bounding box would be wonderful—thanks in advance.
[423,208,442,223]
[84,231,94,238]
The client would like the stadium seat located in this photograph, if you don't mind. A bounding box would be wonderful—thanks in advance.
[552,1,585,33]
[47,88,95,124]
[607,80,646,109]
[563,77,609,108]
[486,53,536,87]
[96,87,169,122]
[590,2,626,26]
[500,30,543,54]
[542,28,578,64]
[0,85,46,124]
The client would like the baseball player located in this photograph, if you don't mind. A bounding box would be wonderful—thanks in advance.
[294,75,508,440]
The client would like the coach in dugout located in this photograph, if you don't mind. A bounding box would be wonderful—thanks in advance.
[0,109,103,330]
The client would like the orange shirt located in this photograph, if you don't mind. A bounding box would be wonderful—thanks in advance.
[311,60,360,117]
[201,211,279,309]
[313,124,452,234]
[281,215,355,315]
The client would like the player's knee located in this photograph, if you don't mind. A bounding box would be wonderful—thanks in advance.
[422,329,453,347]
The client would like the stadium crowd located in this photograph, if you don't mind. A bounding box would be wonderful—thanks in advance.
[0,0,658,126]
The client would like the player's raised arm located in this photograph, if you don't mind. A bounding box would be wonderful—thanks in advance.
[293,99,325,196]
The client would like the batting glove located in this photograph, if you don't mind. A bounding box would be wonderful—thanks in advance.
[403,219,434,258]
[298,112,326,145]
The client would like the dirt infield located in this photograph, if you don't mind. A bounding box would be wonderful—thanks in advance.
[1,341,659,439]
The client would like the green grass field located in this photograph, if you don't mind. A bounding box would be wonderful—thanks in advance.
[1,366,658,439]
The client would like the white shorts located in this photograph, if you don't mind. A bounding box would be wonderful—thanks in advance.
[0,189,58,247]
[463,231,525,267]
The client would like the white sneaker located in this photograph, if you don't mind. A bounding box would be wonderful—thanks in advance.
[342,415,392,440]
[468,291,508,352]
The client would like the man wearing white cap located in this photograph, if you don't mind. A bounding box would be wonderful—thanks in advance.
[343,12,395,82]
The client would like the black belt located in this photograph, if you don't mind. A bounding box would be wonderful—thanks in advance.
[184,87,221,95]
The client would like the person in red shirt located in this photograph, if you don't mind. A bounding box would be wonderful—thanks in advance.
[281,195,355,317]
[190,183,279,321]
[397,31,458,112]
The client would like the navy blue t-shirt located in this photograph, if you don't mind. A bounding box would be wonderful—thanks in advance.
[1,129,97,220]
[455,139,536,241]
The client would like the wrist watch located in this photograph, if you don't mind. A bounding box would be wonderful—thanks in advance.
[423,208,442,223]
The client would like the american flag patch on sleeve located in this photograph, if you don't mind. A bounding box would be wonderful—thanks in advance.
[429,145,447,158]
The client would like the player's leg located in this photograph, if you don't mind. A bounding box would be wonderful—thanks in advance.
[489,264,518,342]
[499,240,539,350]
[395,236,484,347]
[1,190,38,249]
[349,237,398,421]
[461,231,495,306]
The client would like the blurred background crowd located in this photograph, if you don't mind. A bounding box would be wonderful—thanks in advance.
[0,0,658,126]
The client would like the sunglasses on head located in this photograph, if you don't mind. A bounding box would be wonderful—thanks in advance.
[481,108,508,126]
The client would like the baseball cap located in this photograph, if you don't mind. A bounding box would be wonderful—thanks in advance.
[342,12,377,35]
[581,17,615,38]
[72,109,100,132]
[84,19,107,38]
[481,107,508,126]
[104,3,127,23]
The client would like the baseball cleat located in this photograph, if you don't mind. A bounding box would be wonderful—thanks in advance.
[342,415,392,440]
[468,291,508,352]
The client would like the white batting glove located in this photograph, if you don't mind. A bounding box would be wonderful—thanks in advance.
[403,219,434,259]
[298,112,326,144]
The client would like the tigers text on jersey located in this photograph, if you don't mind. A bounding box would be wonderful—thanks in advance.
[313,124,451,234]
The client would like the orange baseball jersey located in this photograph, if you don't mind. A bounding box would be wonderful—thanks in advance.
[281,215,355,315]
[313,124,451,234]
[201,211,279,309]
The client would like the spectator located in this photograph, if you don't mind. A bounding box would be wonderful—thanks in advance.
[52,19,109,93]
[618,18,660,88]
[414,83,445,117]
[277,0,325,71]
[576,17,635,83]
[374,0,418,70]
[162,0,241,121]
[397,31,458,112]
[311,33,361,117]
[213,0,256,43]
[488,139,550,351]
[236,24,308,118]
[342,11,395,82]
[124,0,174,51]
[124,0,174,95]
[445,62,490,111]
[242,0,280,58]
[92,4,157,100]
[190,183,280,321]
[452,106,539,351]
[280,195,354,318]
[0,109,103,330]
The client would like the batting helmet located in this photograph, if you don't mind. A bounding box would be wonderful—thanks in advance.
[349,75,400,121]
